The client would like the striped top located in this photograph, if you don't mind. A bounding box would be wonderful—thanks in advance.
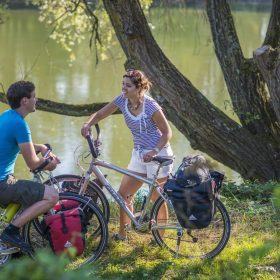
[113,94,162,149]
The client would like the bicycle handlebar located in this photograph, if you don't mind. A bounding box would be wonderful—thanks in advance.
[31,144,53,174]
[86,124,100,159]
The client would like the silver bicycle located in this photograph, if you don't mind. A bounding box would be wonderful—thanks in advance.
[52,124,231,259]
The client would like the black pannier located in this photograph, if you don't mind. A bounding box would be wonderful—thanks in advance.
[164,156,224,229]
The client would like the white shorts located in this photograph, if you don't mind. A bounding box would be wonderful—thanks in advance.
[127,145,174,179]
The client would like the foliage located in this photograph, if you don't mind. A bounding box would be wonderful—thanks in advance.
[0,1,9,24]
[29,0,153,63]
[221,180,280,202]
[274,186,280,207]
[0,250,89,279]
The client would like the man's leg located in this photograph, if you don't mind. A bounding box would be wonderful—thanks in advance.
[12,186,58,228]
[1,185,58,252]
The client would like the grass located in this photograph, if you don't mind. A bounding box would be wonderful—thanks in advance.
[87,197,280,280]
[0,181,280,279]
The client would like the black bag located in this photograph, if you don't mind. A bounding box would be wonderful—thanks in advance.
[165,179,217,229]
[164,156,223,229]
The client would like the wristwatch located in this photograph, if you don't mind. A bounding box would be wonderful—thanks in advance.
[153,147,160,154]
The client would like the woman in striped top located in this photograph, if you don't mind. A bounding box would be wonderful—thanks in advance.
[81,69,173,240]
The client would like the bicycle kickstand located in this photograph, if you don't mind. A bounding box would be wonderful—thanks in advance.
[175,230,183,258]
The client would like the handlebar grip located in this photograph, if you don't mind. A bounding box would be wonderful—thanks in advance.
[95,124,100,138]
[86,135,98,158]
[31,157,53,174]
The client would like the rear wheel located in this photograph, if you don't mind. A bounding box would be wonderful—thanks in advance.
[151,195,230,259]
[22,192,108,269]
[44,174,110,222]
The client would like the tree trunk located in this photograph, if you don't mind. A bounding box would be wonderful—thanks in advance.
[102,0,280,180]
[254,46,280,124]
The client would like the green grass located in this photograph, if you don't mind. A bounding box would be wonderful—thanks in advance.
[1,182,280,279]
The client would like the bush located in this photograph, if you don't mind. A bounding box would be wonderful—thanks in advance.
[221,180,280,202]
[0,250,89,280]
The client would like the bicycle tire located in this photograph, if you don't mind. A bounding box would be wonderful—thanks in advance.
[22,192,108,268]
[44,174,110,222]
[151,195,231,259]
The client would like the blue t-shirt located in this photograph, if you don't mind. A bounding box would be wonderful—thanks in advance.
[0,109,32,180]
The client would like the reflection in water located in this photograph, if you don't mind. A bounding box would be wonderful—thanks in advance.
[0,7,271,186]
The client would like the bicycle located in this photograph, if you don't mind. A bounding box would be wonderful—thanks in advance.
[54,124,231,259]
[0,146,108,268]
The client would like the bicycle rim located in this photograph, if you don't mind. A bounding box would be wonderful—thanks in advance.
[22,192,108,269]
[151,196,230,259]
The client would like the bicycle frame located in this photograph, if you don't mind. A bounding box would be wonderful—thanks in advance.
[78,157,167,230]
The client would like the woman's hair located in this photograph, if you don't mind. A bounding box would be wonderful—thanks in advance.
[123,69,152,92]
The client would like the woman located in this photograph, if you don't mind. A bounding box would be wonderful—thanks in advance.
[81,69,173,240]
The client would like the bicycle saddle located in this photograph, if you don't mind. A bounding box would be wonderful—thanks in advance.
[152,156,174,166]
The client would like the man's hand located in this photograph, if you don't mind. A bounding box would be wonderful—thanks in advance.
[35,143,61,165]
[44,157,60,171]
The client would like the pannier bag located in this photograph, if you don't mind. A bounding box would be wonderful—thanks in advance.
[43,202,87,256]
[164,155,224,229]
[52,200,80,212]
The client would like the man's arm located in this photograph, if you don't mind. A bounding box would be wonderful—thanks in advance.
[19,142,58,171]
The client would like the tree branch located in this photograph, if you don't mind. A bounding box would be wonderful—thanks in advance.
[263,0,280,47]
[0,92,120,116]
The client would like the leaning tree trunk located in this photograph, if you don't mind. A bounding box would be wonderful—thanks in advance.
[102,0,280,181]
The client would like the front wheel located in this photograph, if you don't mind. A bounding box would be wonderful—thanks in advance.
[151,195,231,259]
[22,192,108,269]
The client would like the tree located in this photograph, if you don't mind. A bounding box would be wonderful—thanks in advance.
[1,0,280,181]
[101,0,280,181]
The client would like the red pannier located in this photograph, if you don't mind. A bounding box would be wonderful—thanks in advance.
[43,202,86,256]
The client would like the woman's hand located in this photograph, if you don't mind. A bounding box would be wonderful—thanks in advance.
[143,150,157,162]
[81,123,91,138]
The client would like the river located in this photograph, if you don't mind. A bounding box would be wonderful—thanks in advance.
[0,6,271,186]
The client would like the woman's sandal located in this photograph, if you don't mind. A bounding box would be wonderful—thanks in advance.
[112,233,128,242]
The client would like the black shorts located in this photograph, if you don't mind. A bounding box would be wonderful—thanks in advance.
[0,179,45,208]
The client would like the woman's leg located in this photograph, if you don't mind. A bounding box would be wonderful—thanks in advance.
[118,172,146,238]
[151,177,168,235]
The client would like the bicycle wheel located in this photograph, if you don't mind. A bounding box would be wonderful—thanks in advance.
[22,192,108,268]
[151,195,230,259]
[44,174,110,222]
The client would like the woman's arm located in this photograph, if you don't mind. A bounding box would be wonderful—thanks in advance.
[143,110,172,162]
[81,101,118,137]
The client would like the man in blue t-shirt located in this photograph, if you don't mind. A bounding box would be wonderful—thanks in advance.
[0,81,60,252]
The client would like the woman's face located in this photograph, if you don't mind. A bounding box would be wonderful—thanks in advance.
[122,76,139,98]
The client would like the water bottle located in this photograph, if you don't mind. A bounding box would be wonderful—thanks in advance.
[3,203,21,223]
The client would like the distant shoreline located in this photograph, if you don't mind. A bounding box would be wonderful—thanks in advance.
[5,0,272,12]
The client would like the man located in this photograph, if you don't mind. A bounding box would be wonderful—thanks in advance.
[0,81,60,252]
